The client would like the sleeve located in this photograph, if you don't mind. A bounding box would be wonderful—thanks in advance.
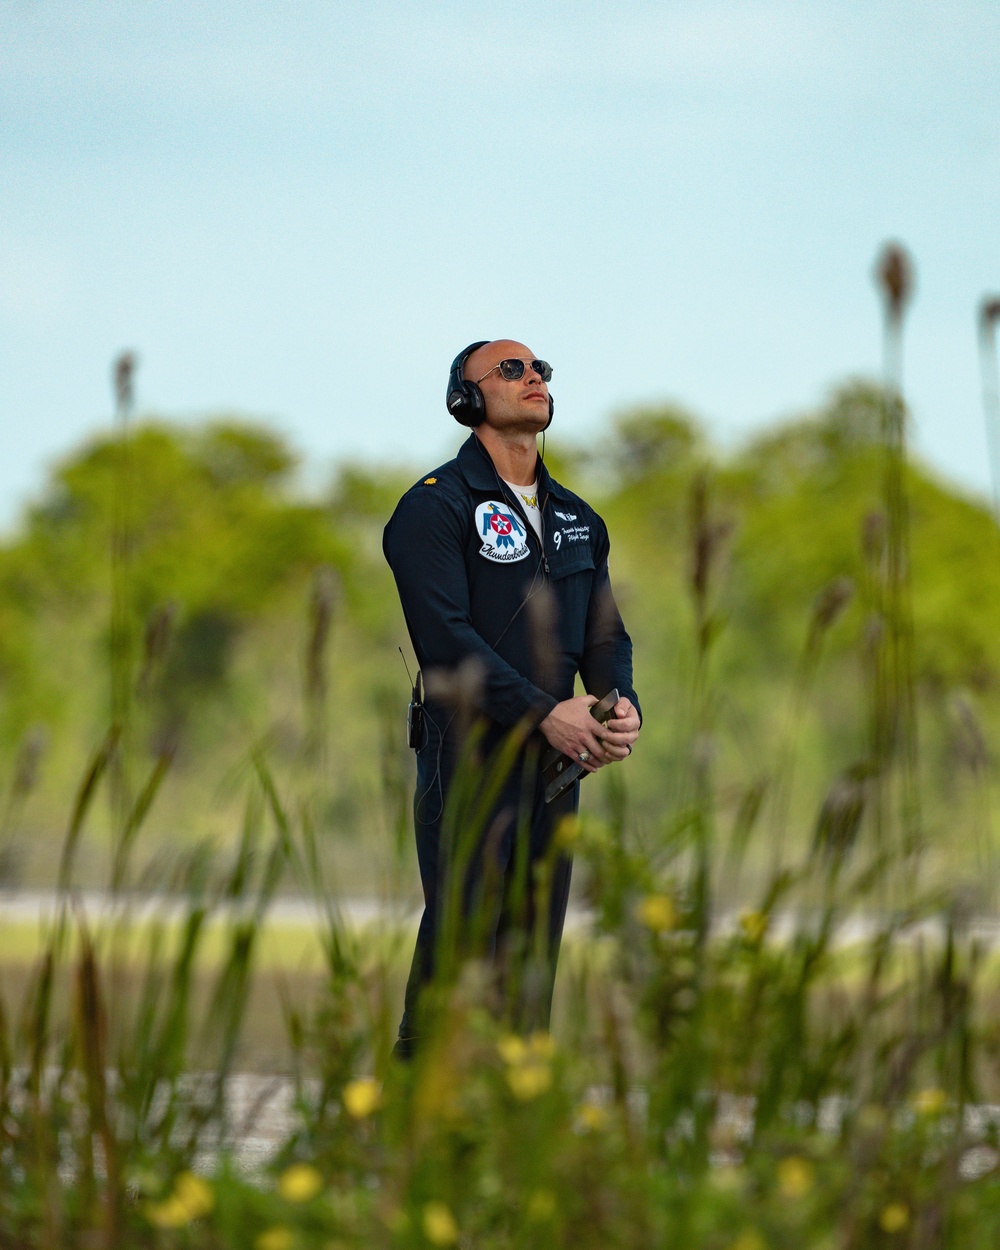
[384,489,558,729]
[578,517,642,723]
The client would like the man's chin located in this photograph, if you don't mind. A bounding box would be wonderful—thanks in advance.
[517,407,550,433]
[486,416,547,438]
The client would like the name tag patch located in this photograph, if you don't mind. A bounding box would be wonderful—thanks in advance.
[475,500,531,563]
[553,524,590,550]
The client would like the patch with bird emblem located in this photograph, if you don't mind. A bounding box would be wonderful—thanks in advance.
[475,500,530,563]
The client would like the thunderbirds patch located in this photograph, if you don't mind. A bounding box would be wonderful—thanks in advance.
[475,500,530,563]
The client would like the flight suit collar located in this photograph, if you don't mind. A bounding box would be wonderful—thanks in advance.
[456,432,573,502]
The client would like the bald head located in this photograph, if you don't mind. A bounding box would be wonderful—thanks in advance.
[463,340,536,383]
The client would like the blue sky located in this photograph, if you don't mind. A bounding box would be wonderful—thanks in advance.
[2,0,999,525]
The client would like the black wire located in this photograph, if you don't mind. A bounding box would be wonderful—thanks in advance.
[413,702,456,826]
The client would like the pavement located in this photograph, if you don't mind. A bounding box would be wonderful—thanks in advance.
[3,889,1000,948]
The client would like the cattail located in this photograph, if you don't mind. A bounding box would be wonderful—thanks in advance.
[306,565,339,705]
[113,350,137,418]
[875,243,914,325]
[810,575,855,637]
[862,510,885,564]
[689,473,711,607]
[0,726,47,856]
[863,614,884,654]
[978,296,1000,522]
[949,692,989,774]
[980,297,1000,333]
[688,472,732,632]
[10,726,46,799]
[813,761,875,859]
[109,350,139,830]
[138,602,176,695]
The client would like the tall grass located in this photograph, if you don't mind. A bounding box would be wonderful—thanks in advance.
[979,295,1000,525]
[2,244,1000,1248]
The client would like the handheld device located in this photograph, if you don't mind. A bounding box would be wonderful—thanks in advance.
[399,648,424,749]
[541,688,620,804]
[407,671,424,749]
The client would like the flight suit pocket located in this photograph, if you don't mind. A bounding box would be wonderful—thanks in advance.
[546,546,595,580]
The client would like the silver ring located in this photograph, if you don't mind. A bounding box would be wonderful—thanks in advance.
[578,750,590,763]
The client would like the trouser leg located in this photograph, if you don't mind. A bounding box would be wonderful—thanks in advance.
[494,777,577,1033]
[394,747,448,1056]
[393,736,578,1057]
[394,782,516,1056]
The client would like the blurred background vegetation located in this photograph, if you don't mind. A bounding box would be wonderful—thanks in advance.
[2,376,998,897]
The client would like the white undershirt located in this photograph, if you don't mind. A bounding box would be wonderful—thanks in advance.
[502,478,542,541]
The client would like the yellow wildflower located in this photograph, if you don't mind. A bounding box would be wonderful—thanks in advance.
[497,1034,527,1065]
[278,1162,323,1203]
[554,814,580,848]
[145,1171,214,1227]
[636,894,678,933]
[879,1203,910,1233]
[146,1197,191,1229]
[256,1228,294,1250]
[499,1030,553,1100]
[729,1233,766,1250]
[422,1201,459,1245]
[343,1076,382,1118]
[912,1087,947,1116]
[506,1062,552,1100]
[576,1099,609,1132]
[776,1155,814,1199]
[739,910,768,943]
[526,1189,556,1221]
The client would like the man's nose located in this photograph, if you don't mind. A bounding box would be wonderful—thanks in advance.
[525,361,543,383]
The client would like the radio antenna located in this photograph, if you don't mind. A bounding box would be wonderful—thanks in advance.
[398,646,415,687]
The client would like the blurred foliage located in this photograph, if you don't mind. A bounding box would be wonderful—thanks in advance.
[1,383,999,886]
[3,373,1000,1246]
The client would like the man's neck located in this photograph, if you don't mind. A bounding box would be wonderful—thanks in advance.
[474,428,539,487]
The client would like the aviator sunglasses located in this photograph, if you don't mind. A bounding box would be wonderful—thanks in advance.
[475,358,553,384]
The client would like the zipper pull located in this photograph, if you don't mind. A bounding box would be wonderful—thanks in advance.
[543,555,550,575]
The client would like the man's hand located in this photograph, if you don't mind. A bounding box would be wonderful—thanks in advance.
[600,697,640,762]
[538,695,640,774]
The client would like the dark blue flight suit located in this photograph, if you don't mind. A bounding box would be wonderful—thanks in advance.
[383,433,640,1053]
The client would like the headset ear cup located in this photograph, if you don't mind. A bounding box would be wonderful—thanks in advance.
[542,393,554,431]
[447,382,485,427]
[466,381,486,426]
[447,340,490,427]
[447,389,471,426]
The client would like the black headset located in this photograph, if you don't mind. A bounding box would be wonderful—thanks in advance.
[446,341,554,429]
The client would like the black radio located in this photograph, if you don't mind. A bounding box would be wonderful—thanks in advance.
[399,647,425,750]
[406,669,424,749]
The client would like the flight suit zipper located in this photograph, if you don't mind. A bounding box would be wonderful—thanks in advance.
[497,483,549,578]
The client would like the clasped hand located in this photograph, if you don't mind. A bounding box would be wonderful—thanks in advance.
[538,695,640,774]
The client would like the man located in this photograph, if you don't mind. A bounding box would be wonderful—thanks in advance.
[383,339,641,1056]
